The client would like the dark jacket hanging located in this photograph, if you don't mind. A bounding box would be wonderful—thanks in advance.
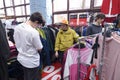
[0,20,10,80]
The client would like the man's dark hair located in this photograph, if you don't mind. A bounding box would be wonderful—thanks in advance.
[29,12,45,24]
[95,13,105,20]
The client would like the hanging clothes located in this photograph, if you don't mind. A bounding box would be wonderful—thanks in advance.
[36,27,52,66]
[36,28,46,39]
[92,34,120,80]
[63,47,93,79]
[42,27,55,53]
[104,17,116,23]
[7,28,15,43]
[101,0,120,15]
[0,20,10,80]
[42,27,58,61]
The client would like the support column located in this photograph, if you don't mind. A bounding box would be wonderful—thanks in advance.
[30,0,52,25]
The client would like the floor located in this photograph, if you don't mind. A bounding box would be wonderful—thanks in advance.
[41,62,62,80]
[9,62,62,80]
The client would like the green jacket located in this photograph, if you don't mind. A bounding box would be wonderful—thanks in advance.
[36,28,46,39]
[55,27,79,51]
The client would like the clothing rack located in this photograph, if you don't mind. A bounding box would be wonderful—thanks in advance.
[76,32,102,80]
[77,38,81,80]
[77,36,91,80]
[77,35,95,80]
[77,36,94,80]
[98,22,108,80]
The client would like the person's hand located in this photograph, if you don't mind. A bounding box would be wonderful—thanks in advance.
[78,36,85,41]
[55,51,59,58]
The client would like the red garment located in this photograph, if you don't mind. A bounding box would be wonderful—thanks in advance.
[111,0,120,14]
[101,0,120,15]
[101,17,116,27]
[104,17,116,23]
[85,64,99,80]
[101,0,110,14]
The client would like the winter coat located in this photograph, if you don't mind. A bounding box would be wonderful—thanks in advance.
[55,27,79,51]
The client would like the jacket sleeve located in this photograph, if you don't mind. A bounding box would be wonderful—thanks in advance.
[86,26,92,36]
[55,32,60,51]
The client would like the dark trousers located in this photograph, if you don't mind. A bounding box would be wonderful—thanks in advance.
[23,66,40,80]
[58,51,64,64]
[58,51,64,80]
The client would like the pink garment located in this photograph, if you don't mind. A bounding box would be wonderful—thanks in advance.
[70,48,92,64]
[63,47,93,79]
[93,34,120,80]
[70,63,89,80]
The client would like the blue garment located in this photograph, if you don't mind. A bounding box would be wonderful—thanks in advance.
[42,27,56,62]
[82,27,87,36]
[39,36,51,67]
